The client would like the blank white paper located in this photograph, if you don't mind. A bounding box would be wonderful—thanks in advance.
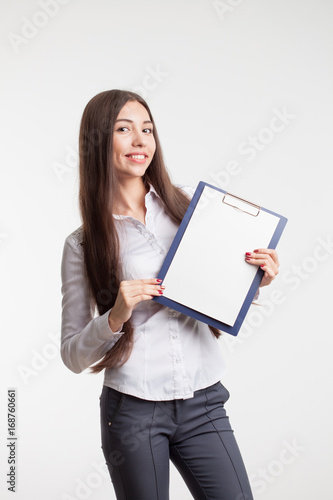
[162,186,280,326]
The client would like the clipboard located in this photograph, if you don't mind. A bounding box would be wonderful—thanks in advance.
[153,181,288,335]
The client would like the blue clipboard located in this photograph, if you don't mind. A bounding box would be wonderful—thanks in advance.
[153,181,288,336]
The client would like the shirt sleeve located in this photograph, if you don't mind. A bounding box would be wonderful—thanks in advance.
[60,233,124,374]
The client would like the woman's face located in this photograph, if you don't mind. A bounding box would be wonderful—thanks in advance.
[112,100,156,181]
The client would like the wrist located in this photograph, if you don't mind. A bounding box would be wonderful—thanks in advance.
[108,309,123,333]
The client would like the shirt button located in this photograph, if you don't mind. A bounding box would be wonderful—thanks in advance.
[159,250,163,255]
[172,335,177,340]
[175,358,180,363]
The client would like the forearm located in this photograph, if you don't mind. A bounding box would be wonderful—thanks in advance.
[108,309,124,334]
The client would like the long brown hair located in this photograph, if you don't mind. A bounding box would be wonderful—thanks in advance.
[78,89,221,373]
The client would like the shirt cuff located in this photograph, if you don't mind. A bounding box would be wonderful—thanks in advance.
[95,308,124,341]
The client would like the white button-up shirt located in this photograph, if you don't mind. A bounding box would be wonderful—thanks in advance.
[60,184,226,400]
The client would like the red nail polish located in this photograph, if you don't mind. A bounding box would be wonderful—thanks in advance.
[245,257,251,261]
[156,279,162,283]
[254,249,259,253]
[158,290,163,294]
[245,252,252,256]
[260,265,265,268]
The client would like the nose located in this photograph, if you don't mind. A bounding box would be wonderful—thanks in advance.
[131,128,146,147]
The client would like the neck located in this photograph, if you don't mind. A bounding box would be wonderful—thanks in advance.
[112,177,149,215]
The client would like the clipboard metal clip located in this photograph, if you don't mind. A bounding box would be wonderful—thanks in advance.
[222,193,261,217]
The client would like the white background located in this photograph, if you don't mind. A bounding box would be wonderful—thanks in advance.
[1,0,332,499]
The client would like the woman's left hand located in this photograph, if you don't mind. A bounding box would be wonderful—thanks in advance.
[245,248,279,287]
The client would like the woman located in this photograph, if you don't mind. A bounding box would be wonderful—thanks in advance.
[60,89,279,500]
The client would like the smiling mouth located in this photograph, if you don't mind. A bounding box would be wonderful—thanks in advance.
[125,154,147,159]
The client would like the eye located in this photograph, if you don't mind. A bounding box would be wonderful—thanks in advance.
[143,128,153,134]
[116,126,129,132]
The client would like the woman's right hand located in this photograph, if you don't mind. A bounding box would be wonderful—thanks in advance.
[108,278,165,332]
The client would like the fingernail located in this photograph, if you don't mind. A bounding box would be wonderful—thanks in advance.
[160,286,166,289]
[260,265,265,268]
[158,290,163,294]
[245,252,252,256]
[156,279,162,283]
[254,249,259,253]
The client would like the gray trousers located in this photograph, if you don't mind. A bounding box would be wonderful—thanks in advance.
[100,381,253,500]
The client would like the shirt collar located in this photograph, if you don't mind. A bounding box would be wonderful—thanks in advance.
[146,183,160,199]
[112,183,160,220]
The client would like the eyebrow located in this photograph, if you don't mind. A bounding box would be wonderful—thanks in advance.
[115,118,153,125]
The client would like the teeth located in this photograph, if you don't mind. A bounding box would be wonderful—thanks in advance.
[128,154,146,159]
